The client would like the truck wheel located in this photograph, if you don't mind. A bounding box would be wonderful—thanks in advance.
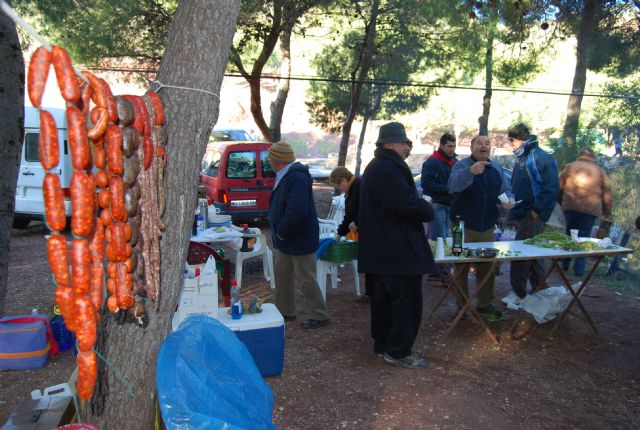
[12,219,31,229]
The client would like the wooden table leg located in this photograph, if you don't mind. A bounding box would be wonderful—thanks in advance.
[549,256,602,337]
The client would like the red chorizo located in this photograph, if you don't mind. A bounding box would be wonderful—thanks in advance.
[100,207,112,226]
[82,71,116,121]
[51,46,80,103]
[75,295,97,351]
[106,295,118,313]
[42,173,66,232]
[88,263,104,312]
[71,239,91,296]
[145,91,165,125]
[77,80,93,118]
[66,106,91,171]
[106,125,123,175]
[95,170,109,189]
[88,218,104,263]
[27,47,51,108]
[70,171,95,237]
[38,110,59,170]
[76,350,97,400]
[97,188,110,209]
[88,108,108,142]
[108,222,127,262]
[55,287,77,332]
[115,263,134,308]
[109,176,127,222]
[94,147,107,170]
[143,136,153,170]
[47,234,70,288]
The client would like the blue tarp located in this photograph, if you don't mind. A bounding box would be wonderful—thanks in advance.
[157,315,275,430]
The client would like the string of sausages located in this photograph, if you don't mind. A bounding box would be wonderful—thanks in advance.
[28,45,166,401]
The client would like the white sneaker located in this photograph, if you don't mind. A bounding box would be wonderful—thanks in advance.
[500,291,523,306]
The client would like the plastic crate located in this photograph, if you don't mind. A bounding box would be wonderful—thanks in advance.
[320,241,358,263]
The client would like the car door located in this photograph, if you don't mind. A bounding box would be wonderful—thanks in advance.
[223,144,265,215]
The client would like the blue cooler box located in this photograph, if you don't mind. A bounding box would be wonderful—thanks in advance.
[218,303,284,377]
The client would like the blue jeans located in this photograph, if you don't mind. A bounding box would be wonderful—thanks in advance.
[562,211,597,276]
[428,203,451,240]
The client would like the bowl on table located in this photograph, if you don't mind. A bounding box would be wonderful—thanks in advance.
[474,247,499,258]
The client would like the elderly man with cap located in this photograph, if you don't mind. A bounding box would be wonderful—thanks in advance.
[359,122,435,369]
[268,141,330,329]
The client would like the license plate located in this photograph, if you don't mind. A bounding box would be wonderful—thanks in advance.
[230,199,256,208]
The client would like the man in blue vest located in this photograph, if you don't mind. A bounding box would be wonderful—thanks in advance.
[449,135,513,317]
[503,124,559,307]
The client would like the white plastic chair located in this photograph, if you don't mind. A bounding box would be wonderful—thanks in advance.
[316,218,360,301]
[232,227,275,290]
[326,195,345,224]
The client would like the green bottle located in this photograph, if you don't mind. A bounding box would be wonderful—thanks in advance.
[452,216,463,256]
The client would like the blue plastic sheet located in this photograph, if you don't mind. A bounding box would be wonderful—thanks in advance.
[157,315,275,430]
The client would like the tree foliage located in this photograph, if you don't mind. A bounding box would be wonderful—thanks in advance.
[15,0,176,63]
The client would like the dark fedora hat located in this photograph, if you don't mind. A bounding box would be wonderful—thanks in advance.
[375,122,412,147]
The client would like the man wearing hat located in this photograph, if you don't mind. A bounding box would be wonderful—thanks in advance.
[268,141,330,329]
[502,123,559,307]
[358,122,435,369]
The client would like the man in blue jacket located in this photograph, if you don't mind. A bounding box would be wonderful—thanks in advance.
[503,123,559,306]
[449,135,513,317]
[268,141,329,329]
[359,122,435,369]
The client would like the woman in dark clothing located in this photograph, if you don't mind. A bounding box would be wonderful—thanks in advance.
[329,167,370,302]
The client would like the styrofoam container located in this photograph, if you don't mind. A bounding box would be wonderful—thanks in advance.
[218,303,284,377]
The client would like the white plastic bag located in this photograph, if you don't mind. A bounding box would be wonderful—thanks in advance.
[519,282,581,324]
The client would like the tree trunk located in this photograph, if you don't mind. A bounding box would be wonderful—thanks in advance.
[337,0,380,167]
[354,113,371,176]
[0,8,25,315]
[87,1,240,427]
[562,0,597,152]
[269,26,292,142]
[478,30,493,137]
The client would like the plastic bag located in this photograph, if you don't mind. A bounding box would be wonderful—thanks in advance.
[157,315,275,430]
[519,282,582,324]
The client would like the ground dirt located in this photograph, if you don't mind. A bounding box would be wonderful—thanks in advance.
[2,183,639,429]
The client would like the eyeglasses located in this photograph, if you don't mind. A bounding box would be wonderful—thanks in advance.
[508,138,515,142]
[404,141,413,149]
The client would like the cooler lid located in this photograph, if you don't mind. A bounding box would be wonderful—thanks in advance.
[218,303,284,331]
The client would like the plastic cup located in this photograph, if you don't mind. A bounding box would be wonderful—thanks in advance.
[498,193,509,203]
[570,229,579,241]
[445,237,453,248]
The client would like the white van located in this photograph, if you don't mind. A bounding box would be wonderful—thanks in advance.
[13,107,72,228]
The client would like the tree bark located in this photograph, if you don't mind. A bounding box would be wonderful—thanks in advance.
[88,1,240,427]
[354,113,371,176]
[337,0,380,167]
[0,8,25,315]
[269,26,292,142]
[478,30,493,137]
[562,0,597,152]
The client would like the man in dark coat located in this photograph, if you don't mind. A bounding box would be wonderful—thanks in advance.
[359,122,435,369]
[268,141,329,329]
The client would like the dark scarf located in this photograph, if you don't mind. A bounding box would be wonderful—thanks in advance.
[429,148,456,167]
[513,135,539,158]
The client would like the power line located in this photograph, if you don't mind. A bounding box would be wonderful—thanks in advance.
[85,65,640,101]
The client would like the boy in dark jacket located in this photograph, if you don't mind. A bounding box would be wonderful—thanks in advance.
[421,133,457,240]
[268,141,329,329]
[359,122,435,369]
[503,123,559,306]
